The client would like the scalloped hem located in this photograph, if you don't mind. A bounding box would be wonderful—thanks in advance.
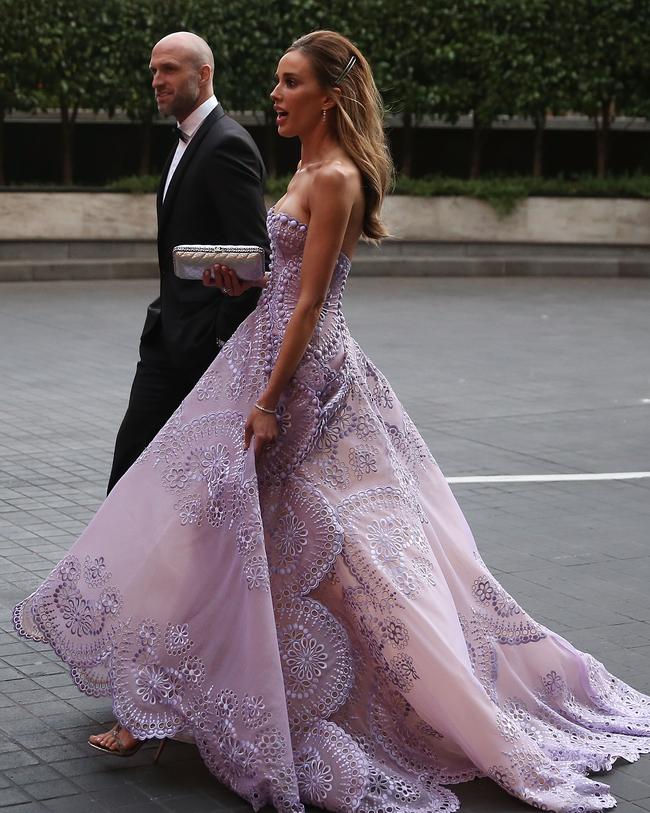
[14,589,650,813]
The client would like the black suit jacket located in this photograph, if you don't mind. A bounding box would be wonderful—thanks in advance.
[142,103,268,372]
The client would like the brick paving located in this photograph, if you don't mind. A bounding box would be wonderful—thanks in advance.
[0,276,649,812]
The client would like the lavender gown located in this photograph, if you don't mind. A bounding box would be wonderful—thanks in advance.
[14,210,650,813]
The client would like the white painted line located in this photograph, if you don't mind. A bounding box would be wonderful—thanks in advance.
[446,472,650,484]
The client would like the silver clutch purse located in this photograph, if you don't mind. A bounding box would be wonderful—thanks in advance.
[172,244,265,281]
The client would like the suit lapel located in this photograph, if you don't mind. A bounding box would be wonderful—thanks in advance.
[159,104,225,233]
[157,145,176,223]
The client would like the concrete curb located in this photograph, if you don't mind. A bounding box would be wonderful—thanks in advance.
[1,253,649,281]
[0,258,157,281]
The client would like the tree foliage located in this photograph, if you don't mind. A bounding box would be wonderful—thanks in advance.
[365,0,443,176]
[0,0,40,183]
[496,0,572,176]
[25,0,122,183]
[432,0,509,178]
[561,0,650,176]
[7,0,650,182]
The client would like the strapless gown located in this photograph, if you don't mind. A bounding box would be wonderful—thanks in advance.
[13,209,650,813]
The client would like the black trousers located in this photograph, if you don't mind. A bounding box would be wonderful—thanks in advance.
[107,344,210,494]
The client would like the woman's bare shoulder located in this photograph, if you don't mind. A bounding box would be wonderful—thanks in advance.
[309,159,361,204]
[315,157,359,182]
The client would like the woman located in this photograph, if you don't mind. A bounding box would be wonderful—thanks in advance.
[13,30,650,813]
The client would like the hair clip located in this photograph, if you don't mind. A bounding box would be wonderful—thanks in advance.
[335,55,357,85]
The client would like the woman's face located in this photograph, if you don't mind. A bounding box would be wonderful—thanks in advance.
[270,50,332,138]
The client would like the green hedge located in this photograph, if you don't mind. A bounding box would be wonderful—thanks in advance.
[108,175,161,194]
[393,175,650,216]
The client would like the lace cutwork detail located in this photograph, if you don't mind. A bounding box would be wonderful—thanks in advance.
[13,207,650,813]
[295,720,369,813]
[277,597,353,735]
[338,487,434,607]
[264,477,344,597]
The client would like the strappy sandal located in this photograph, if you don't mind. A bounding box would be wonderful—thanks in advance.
[88,723,167,762]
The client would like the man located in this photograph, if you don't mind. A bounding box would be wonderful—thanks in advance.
[107,31,268,493]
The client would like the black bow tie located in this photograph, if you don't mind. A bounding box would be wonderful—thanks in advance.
[175,126,189,143]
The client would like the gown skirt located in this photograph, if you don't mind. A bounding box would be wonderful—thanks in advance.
[13,210,650,813]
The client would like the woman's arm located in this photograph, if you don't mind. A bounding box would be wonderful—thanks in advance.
[246,166,355,455]
[260,167,352,407]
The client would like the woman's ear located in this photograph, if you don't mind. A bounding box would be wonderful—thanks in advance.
[324,87,342,111]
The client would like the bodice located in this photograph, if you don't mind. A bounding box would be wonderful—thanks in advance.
[256,208,354,399]
[265,209,351,311]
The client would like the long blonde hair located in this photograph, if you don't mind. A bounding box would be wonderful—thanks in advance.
[287,30,393,241]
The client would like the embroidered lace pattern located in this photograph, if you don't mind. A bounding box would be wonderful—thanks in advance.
[13,210,650,813]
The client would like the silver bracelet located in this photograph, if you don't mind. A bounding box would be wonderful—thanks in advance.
[254,402,276,415]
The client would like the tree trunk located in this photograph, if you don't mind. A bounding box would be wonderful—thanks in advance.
[139,119,152,176]
[401,111,414,177]
[470,113,485,179]
[60,102,74,185]
[595,99,612,179]
[265,112,277,178]
[0,108,5,185]
[532,111,545,178]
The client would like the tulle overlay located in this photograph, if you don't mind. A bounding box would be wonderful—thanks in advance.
[13,210,650,813]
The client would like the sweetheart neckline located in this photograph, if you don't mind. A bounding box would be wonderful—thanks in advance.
[269,206,309,229]
[269,207,352,267]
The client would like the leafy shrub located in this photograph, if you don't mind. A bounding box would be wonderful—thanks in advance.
[393,174,650,216]
[107,175,161,193]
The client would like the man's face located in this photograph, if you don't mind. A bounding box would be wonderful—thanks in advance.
[149,44,201,120]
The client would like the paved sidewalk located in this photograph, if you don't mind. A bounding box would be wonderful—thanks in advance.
[0,277,649,812]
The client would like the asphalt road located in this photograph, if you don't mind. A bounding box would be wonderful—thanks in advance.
[0,276,649,812]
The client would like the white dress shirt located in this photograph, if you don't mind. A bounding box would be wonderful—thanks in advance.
[163,95,219,201]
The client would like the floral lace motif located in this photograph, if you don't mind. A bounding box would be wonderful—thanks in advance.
[13,208,650,813]
[263,476,344,597]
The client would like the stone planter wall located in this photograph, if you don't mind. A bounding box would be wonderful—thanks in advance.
[1,193,649,280]
[381,196,650,245]
[2,192,650,244]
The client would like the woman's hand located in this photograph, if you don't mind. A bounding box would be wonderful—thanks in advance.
[244,407,279,458]
[202,265,269,293]
[202,263,250,295]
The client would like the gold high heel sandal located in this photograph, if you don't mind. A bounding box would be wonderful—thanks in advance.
[88,723,168,762]
[153,738,167,763]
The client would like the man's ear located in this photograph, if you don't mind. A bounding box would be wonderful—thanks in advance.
[199,64,212,85]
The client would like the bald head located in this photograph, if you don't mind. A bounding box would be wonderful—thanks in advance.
[150,31,215,122]
[154,31,214,72]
